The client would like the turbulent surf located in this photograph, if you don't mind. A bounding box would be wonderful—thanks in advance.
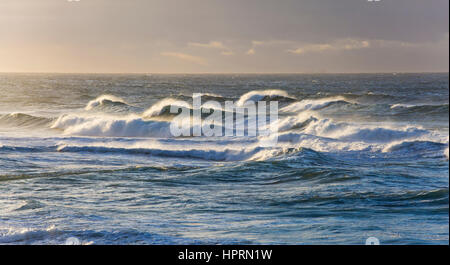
[0,73,448,244]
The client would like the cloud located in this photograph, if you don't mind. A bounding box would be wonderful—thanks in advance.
[220,50,234,56]
[188,41,233,55]
[289,39,370,55]
[246,48,255,55]
[246,41,264,55]
[188,41,226,49]
[160,52,207,65]
[370,39,429,49]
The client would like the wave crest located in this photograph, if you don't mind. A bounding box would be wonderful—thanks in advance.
[0,113,52,128]
[85,95,129,111]
[281,96,351,113]
[236,89,295,106]
[142,98,192,118]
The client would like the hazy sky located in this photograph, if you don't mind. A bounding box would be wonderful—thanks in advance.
[0,0,448,73]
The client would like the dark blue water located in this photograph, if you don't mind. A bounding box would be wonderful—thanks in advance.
[0,73,448,244]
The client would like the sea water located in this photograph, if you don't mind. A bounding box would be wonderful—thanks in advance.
[0,73,448,244]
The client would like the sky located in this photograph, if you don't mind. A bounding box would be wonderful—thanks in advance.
[0,0,448,73]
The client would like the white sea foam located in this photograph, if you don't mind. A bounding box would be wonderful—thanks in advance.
[273,111,318,132]
[297,117,430,143]
[0,225,57,244]
[390,103,416,109]
[51,114,173,137]
[267,132,373,153]
[50,124,447,161]
[261,110,446,154]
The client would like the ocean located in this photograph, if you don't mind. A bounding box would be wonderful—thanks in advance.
[0,73,448,244]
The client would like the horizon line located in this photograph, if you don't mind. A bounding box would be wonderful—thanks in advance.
[0,71,449,75]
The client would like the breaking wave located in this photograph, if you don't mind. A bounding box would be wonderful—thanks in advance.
[1,89,447,162]
[51,114,173,138]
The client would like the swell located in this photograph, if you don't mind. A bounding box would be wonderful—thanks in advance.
[262,188,449,208]
[178,93,231,103]
[0,164,198,182]
[280,96,353,113]
[337,92,419,105]
[3,135,446,163]
[389,103,449,116]
[0,113,53,129]
[56,144,265,161]
[382,140,446,153]
[55,144,345,162]
[281,98,449,117]
[0,226,206,245]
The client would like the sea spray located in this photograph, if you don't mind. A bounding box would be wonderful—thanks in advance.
[168,93,279,146]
